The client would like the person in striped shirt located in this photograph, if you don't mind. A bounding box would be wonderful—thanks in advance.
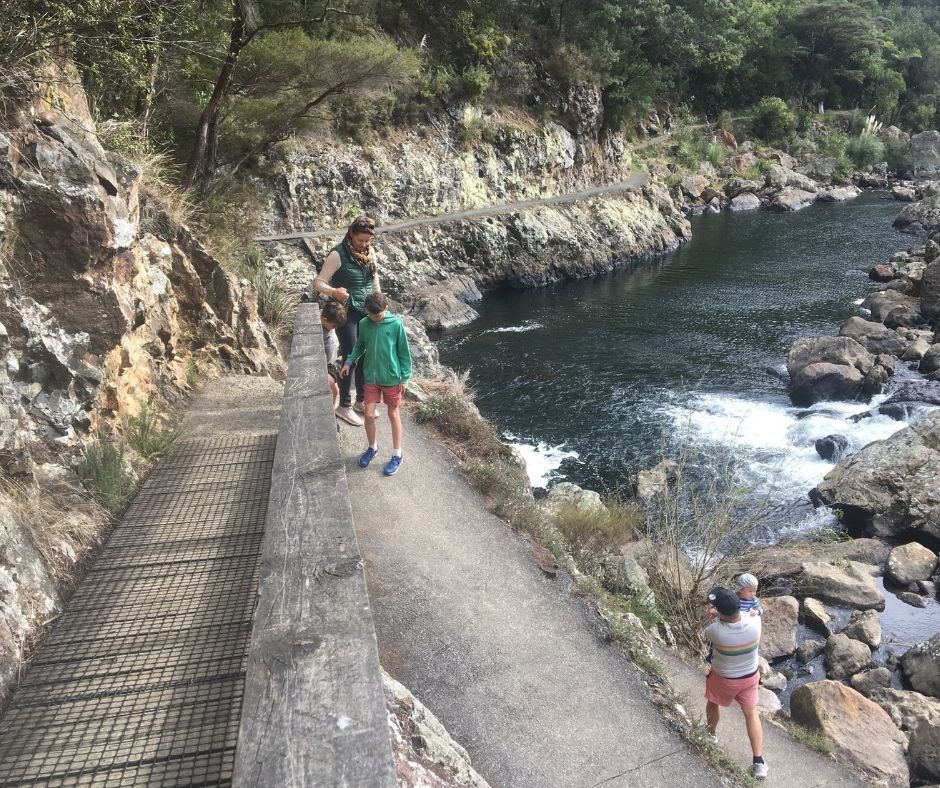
[735,573,763,616]
[703,587,767,780]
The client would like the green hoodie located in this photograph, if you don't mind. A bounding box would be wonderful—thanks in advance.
[347,312,413,386]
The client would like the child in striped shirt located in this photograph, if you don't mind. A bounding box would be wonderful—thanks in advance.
[735,573,763,617]
[705,572,763,664]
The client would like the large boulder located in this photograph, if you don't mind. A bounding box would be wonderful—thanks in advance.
[789,681,909,788]
[811,410,940,544]
[885,542,938,587]
[545,481,605,515]
[814,434,849,462]
[841,609,882,649]
[632,459,678,505]
[796,561,885,609]
[724,177,761,198]
[839,317,909,356]
[759,595,798,659]
[850,667,893,697]
[909,719,940,783]
[825,632,873,679]
[767,187,816,212]
[787,336,874,378]
[902,634,940,698]
[789,363,865,406]
[921,344,940,375]
[799,156,839,183]
[905,130,940,180]
[861,289,920,323]
[816,185,860,202]
[679,175,710,200]
[895,191,940,237]
[865,687,940,735]
[729,193,761,212]
[765,164,819,192]
[801,597,834,635]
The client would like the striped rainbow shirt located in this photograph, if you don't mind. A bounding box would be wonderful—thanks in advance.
[703,617,762,678]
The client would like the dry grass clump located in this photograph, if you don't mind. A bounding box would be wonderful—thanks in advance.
[413,371,505,459]
[0,478,106,582]
[553,497,643,555]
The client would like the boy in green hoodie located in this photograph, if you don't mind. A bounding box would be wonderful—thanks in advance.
[341,292,413,476]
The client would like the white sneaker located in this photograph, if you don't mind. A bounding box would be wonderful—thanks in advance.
[751,761,768,780]
[335,406,364,426]
[353,400,365,414]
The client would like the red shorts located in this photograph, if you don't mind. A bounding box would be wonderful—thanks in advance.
[364,383,403,407]
[705,669,759,708]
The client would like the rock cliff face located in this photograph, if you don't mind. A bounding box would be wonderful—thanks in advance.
[262,117,690,328]
[0,67,281,704]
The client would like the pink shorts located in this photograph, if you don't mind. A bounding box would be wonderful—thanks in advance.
[364,383,403,407]
[705,669,759,708]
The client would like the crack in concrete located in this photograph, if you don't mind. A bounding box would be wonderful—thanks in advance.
[592,748,685,786]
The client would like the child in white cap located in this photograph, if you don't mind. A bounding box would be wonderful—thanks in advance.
[735,573,763,617]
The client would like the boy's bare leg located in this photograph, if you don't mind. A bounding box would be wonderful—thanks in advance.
[388,404,403,452]
[706,701,720,735]
[364,402,378,446]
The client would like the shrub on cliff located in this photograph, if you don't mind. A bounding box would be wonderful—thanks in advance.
[751,97,795,142]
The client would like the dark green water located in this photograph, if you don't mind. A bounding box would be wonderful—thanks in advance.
[438,193,908,524]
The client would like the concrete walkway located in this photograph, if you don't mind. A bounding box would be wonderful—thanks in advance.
[656,649,865,788]
[339,414,722,787]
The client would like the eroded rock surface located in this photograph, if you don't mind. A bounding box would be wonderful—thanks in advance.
[789,681,909,788]
[812,410,940,544]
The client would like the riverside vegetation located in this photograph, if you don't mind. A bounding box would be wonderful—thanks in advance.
[4,2,940,786]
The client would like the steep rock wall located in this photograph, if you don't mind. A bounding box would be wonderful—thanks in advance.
[0,67,281,705]
[262,117,689,328]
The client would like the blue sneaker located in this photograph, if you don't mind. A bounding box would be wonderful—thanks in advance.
[359,447,378,468]
[383,455,403,476]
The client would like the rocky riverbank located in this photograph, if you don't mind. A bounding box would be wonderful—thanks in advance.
[732,193,940,784]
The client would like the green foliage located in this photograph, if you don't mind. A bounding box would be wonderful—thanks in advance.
[752,97,795,142]
[123,401,180,461]
[79,437,135,514]
[884,137,911,174]
[845,133,886,169]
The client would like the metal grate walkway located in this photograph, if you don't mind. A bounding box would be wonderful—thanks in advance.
[0,431,277,787]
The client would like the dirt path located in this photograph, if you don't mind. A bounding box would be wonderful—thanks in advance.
[339,413,722,787]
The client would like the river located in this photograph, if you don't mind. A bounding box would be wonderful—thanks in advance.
[438,192,916,542]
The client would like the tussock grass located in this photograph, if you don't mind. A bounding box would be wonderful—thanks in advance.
[252,265,300,334]
[123,400,180,461]
[79,437,136,514]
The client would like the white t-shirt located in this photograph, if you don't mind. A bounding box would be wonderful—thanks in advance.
[322,327,338,366]
[703,616,761,678]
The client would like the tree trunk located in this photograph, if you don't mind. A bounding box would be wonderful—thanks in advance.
[182,4,246,188]
[135,38,161,139]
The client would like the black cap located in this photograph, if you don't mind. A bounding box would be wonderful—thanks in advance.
[707,587,740,617]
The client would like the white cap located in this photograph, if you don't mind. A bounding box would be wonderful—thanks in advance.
[735,573,759,590]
